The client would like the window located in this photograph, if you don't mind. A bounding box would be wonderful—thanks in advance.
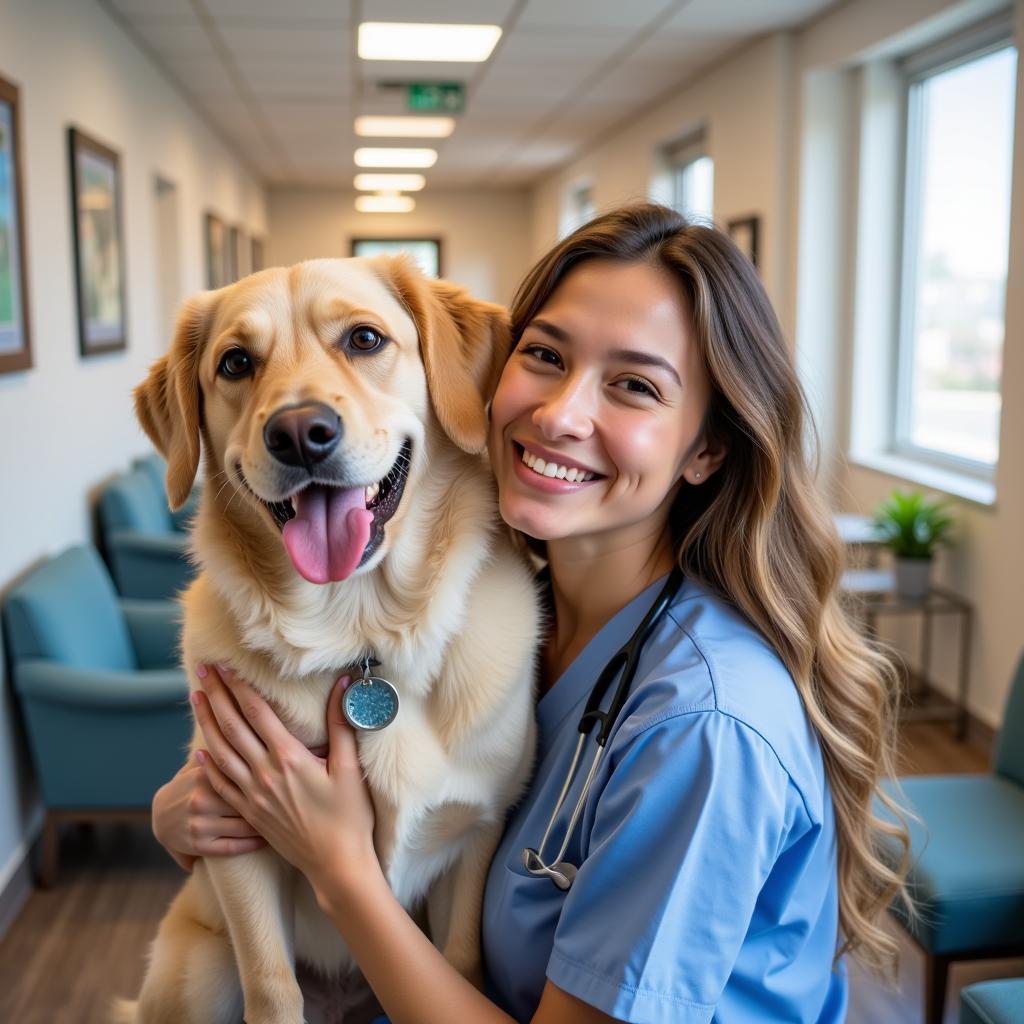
[896,35,1016,473]
[664,133,713,222]
[560,183,595,238]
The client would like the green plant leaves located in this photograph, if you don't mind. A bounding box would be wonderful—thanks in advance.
[872,489,954,559]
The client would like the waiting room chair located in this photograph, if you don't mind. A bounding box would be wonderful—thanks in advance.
[99,464,195,600]
[3,545,191,885]
[879,650,1024,1024]
[133,451,200,532]
[960,977,1024,1024]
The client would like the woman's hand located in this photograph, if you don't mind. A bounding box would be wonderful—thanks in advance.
[190,663,378,895]
[151,758,267,872]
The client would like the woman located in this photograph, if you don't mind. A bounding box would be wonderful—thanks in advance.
[152,204,910,1023]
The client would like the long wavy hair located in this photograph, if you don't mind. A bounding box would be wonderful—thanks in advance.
[507,203,912,979]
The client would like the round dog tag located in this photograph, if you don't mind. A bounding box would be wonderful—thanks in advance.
[342,659,399,731]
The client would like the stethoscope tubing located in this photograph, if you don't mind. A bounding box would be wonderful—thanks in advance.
[523,566,685,890]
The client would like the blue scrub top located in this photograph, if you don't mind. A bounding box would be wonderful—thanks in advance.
[480,574,848,1023]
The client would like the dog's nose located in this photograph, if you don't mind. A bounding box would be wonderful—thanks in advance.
[263,402,342,468]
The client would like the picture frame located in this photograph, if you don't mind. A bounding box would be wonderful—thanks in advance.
[233,225,249,280]
[226,224,240,282]
[205,211,229,290]
[726,214,760,271]
[0,73,32,374]
[68,126,127,356]
[351,237,442,279]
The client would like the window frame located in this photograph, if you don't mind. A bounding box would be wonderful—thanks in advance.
[892,17,1016,481]
[663,131,712,221]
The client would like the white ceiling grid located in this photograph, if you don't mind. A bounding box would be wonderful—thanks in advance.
[101,0,838,188]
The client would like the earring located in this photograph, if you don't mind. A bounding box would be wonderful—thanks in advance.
[694,471,701,481]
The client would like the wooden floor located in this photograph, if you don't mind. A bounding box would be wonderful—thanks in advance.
[0,720,1011,1023]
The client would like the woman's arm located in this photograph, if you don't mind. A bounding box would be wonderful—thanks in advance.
[192,665,621,1024]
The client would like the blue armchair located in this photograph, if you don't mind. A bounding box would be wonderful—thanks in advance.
[3,545,192,885]
[961,978,1024,1024]
[879,652,1024,1024]
[99,464,195,600]
[133,452,200,533]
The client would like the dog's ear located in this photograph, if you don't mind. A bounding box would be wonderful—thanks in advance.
[134,292,215,509]
[377,254,511,454]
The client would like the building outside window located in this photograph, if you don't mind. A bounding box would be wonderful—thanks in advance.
[896,33,1017,474]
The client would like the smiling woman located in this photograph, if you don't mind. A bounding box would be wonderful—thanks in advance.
[148,205,912,1024]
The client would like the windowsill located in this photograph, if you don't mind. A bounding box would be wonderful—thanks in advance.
[848,450,996,508]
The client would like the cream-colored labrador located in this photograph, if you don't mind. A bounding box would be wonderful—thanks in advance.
[113,257,540,1024]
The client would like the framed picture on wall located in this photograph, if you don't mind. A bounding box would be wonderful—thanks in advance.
[69,126,126,356]
[233,226,249,279]
[0,73,32,374]
[251,236,264,273]
[205,212,229,289]
[351,238,442,278]
[726,214,760,271]
[226,224,240,282]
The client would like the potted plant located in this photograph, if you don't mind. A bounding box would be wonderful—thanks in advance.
[873,490,954,599]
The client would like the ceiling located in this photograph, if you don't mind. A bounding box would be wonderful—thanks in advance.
[99,0,839,189]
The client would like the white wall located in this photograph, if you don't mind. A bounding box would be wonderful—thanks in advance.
[528,32,797,325]
[526,0,1024,730]
[267,187,532,306]
[0,0,266,896]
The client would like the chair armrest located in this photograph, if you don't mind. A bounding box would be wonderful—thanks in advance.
[119,599,183,670]
[107,530,190,559]
[13,659,189,709]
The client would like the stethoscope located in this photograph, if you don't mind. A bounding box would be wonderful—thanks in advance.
[521,565,686,890]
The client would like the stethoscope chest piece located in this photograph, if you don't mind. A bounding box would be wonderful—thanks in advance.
[342,656,400,731]
[522,847,577,891]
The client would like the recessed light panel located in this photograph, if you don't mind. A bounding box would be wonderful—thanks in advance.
[358,22,501,62]
[354,148,438,168]
[354,173,426,191]
[355,195,416,213]
[354,116,455,138]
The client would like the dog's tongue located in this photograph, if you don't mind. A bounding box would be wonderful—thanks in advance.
[281,485,373,584]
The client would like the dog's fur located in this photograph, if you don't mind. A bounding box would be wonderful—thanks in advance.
[114,257,540,1024]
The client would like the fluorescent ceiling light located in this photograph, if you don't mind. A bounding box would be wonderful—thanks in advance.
[355,116,455,138]
[355,147,438,168]
[354,173,426,191]
[358,22,501,62]
[355,195,416,213]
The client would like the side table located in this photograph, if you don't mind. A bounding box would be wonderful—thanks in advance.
[841,568,973,739]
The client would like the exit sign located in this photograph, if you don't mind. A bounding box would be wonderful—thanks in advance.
[407,82,465,113]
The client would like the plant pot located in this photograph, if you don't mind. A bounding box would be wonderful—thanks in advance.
[894,557,932,600]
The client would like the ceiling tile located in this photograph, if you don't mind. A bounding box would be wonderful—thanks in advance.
[160,54,242,98]
[356,59,477,84]
[132,18,217,59]
[219,24,351,60]
[107,0,193,15]
[519,0,676,30]
[489,27,623,65]
[205,0,351,18]
[361,0,517,23]
[661,0,838,36]
[236,57,353,99]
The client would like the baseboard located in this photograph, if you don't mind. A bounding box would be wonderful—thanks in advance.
[0,802,44,942]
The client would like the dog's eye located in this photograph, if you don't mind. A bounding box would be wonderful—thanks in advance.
[218,348,253,379]
[348,326,386,353]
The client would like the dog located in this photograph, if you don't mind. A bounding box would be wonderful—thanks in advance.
[113,256,540,1024]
